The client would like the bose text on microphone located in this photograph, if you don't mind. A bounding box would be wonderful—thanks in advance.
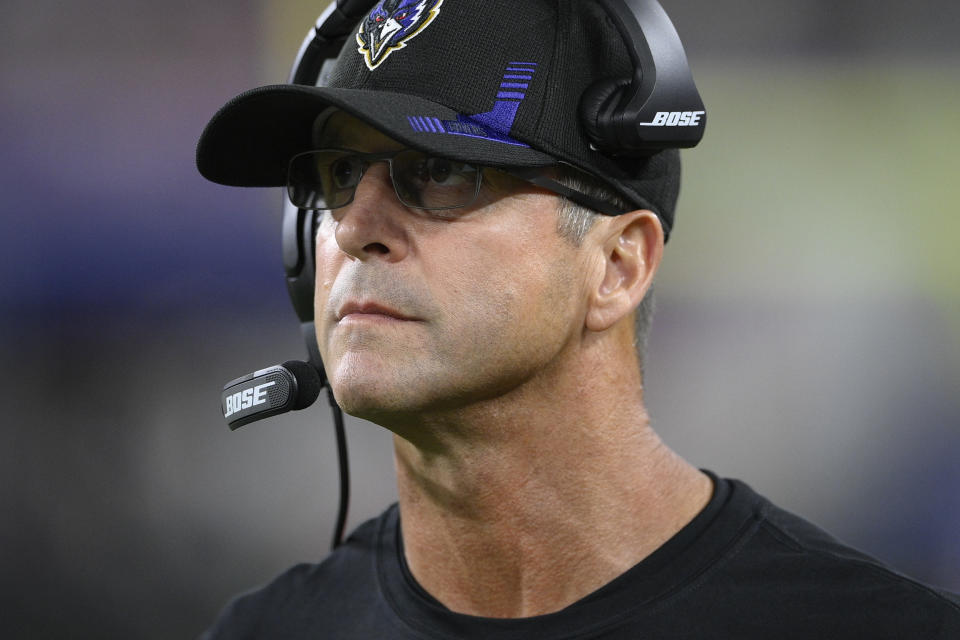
[221,360,322,430]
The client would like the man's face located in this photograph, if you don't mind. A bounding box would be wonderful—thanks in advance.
[313,112,594,423]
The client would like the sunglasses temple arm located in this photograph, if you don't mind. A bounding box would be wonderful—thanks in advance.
[507,170,627,217]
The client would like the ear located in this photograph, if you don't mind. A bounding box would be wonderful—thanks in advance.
[585,210,664,332]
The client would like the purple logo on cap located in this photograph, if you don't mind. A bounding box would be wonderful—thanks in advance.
[357,0,444,71]
[407,62,538,147]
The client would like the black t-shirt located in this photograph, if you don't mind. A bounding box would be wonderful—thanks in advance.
[201,475,960,639]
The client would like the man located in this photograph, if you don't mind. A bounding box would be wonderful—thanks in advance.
[196,0,960,637]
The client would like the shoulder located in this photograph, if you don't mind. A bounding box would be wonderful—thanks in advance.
[199,506,393,640]
[709,479,960,637]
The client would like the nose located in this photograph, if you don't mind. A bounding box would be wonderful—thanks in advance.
[332,163,410,262]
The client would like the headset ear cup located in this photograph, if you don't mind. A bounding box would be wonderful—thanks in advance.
[579,77,632,152]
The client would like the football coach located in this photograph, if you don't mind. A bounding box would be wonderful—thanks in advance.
[196,0,960,637]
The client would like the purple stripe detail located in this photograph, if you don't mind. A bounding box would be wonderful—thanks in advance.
[432,117,445,132]
[462,99,521,139]
[418,117,431,132]
[500,82,529,89]
[445,131,530,147]
[408,116,421,132]
[504,74,533,80]
[497,91,525,99]
[509,62,537,66]
[425,117,438,133]
[506,68,535,73]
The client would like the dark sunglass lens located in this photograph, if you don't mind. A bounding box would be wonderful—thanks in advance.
[393,151,480,210]
[423,157,479,209]
[429,158,452,183]
[287,151,364,210]
[331,157,356,189]
[287,153,326,209]
[391,151,427,207]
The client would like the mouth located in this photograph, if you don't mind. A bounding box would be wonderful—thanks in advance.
[336,301,418,323]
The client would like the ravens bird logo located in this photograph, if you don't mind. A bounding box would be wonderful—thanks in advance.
[357,0,445,70]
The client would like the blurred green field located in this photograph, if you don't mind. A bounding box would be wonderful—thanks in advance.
[669,63,960,353]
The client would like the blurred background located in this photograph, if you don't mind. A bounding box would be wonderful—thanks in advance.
[1,0,958,637]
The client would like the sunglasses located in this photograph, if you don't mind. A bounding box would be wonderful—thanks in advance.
[286,148,626,216]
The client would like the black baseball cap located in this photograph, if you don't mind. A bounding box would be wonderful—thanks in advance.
[197,0,683,237]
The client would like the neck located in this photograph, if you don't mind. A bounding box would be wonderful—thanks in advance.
[390,334,712,618]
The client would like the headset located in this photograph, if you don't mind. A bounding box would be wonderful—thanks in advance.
[222,0,705,551]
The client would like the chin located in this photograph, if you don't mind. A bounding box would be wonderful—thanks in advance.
[330,383,395,420]
[327,357,419,420]
[329,367,475,428]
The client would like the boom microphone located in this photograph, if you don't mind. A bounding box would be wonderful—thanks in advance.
[221,360,322,430]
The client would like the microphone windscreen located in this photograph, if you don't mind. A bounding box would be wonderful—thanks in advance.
[284,360,322,410]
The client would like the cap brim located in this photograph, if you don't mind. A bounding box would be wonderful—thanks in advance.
[196,84,557,187]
